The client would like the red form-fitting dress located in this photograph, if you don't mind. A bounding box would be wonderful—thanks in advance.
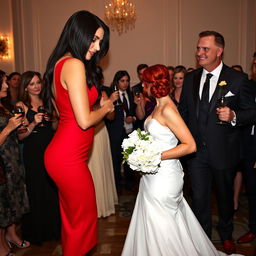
[44,57,98,256]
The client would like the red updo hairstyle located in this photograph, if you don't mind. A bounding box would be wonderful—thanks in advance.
[142,64,170,98]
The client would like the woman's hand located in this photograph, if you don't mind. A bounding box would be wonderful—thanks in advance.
[134,93,144,105]
[100,97,114,113]
[6,115,23,132]
[44,113,51,122]
[33,113,44,124]
[124,116,135,124]
[109,91,119,103]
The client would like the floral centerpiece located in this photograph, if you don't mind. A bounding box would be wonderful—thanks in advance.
[121,129,162,174]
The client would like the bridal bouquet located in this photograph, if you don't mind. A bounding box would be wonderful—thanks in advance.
[121,129,162,174]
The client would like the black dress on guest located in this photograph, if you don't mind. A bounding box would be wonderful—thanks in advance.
[22,108,60,244]
[0,113,29,227]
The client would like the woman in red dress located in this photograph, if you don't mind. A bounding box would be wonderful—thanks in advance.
[43,10,113,256]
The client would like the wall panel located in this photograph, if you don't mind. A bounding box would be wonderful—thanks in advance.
[1,0,255,81]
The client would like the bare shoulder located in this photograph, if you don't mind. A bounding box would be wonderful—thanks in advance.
[161,101,185,127]
[61,57,86,89]
[62,57,84,70]
[162,102,179,119]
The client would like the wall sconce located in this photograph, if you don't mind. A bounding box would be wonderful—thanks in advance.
[0,35,11,60]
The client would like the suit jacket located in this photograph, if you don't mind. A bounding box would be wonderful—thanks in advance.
[132,82,143,94]
[179,64,256,170]
[105,89,136,141]
[236,80,256,126]
[239,80,256,161]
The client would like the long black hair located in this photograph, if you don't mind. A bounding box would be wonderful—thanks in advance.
[43,10,110,114]
[7,72,21,83]
[110,70,131,91]
[0,70,6,91]
[0,70,13,115]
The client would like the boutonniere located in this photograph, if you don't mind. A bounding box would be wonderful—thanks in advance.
[218,81,227,87]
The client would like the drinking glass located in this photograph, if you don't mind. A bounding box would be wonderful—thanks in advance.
[38,105,47,127]
[13,106,27,133]
[216,96,227,124]
[113,84,122,106]
[133,87,141,98]
[13,106,25,118]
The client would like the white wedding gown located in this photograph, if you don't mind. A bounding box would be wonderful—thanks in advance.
[121,118,243,256]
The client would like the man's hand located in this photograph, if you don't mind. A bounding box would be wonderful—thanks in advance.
[124,116,135,124]
[216,106,235,122]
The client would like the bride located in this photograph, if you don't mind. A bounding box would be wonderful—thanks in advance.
[121,64,243,256]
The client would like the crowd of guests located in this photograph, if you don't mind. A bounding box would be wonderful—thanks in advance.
[0,69,60,256]
[0,40,255,255]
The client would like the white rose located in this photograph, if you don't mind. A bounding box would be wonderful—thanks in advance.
[122,138,135,150]
[127,151,140,170]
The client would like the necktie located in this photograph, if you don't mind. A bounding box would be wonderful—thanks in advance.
[122,93,130,115]
[201,73,213,103]
[198,73,213,144]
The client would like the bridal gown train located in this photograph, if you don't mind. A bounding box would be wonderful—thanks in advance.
[121,118,243,256]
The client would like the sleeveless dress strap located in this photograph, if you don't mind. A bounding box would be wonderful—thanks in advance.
[54,57,73,91]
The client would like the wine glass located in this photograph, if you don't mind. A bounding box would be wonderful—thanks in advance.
[13,106,27,133]
[133,87,141,99]
[38,105,47,127]
[216,96,227,124]
[113,84,121,106]
[13,106,25,118]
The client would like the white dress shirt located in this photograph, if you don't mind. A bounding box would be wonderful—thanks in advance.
[119,90,133,134]
[199,62,223,101]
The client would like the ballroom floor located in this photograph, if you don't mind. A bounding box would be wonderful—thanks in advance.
[13,188,256,256]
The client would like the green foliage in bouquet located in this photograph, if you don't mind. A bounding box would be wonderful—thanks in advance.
[122,128,150,162]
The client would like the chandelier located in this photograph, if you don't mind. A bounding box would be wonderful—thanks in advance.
[105,0,136,35]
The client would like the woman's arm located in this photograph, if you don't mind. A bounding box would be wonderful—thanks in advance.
[135,93,146,120]
[17,112,44,140]
[61,58,113,130]
[43,110,58,130]
[103,91,116,120]
[0,115,23,146]
[16,101,44,140]
[160,104,196,160]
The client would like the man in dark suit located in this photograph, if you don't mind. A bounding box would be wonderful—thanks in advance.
[105,71,137,193]
[132,64,149,94]
[179,31,256,254]
[132,64,149,130]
